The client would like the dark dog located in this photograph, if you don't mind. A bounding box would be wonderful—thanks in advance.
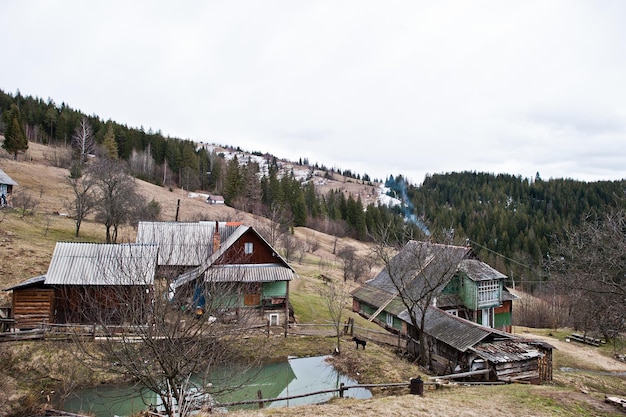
[352,336,366,350]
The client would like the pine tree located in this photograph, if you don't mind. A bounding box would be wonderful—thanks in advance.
[101,123,118,159]
[2,104,28,159]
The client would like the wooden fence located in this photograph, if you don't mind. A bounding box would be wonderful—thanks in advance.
[0,319,409,349]
[216,380,425,410]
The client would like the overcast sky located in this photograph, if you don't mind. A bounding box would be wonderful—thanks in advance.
[1,1,625,184]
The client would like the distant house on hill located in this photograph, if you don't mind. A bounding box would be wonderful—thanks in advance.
[0,168,18,205]
[206,195,225,205]
[352,240,552,383]
[5,242,158,329]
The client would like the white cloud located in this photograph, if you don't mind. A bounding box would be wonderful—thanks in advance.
[1,0,625,184]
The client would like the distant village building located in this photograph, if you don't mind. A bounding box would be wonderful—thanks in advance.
[206,195,225,205]
[0,168,18,206]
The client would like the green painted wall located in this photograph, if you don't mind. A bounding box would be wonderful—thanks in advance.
[460,276,478,310]
[494,311,511,328]
[263,281,287,298]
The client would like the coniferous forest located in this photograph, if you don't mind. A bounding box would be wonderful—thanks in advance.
[1,88,625,294]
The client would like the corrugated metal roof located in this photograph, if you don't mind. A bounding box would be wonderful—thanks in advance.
[45,242,158,286]
[3,275,46,291]
[0,168,18,186]
[136,221,240,266]
[205,264,297,282]
[458,259,507,282]
[172,225,296,289]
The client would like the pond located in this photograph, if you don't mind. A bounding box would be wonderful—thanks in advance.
[60,356,372,417]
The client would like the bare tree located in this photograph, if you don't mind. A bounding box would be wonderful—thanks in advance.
[337,246,368,282]
[321,279,351,354]
[372,237,469,366]
[256,203,290,247]
[548,209,626,344]
[69,240,267,417]
[89,158,146,243]
[11,187,38,218]
[66,166,98,237]
[71,117,95,163]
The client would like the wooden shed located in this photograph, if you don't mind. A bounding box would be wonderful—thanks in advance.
[4,242,159,329]
[4,276,54,329]
[398,306,553,383]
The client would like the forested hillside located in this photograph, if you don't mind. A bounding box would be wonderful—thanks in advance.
[386,172,625,288]
[2,88,624,291]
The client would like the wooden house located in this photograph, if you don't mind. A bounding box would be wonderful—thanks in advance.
[352,241,515,334]
[170,223,297,326]
[0,167,18,204]
[5,242,158,329]
[352,240,551,382]
[135,221,241,278]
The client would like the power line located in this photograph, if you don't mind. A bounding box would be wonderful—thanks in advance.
[468,239,550,279]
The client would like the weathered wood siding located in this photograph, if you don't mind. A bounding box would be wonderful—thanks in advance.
[12,288,55,329]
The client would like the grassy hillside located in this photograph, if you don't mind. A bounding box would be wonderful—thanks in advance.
[1,143,626,417]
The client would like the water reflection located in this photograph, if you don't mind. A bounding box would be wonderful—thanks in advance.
[62,356,371,416]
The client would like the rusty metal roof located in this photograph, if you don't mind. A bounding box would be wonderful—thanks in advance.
[470,340,543,363]
[44,242,158,286]
[458,259,507,282]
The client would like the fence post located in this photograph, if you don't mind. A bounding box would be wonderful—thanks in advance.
[339,382,345,398]
[410,376,424,396]
[257,390,264,409]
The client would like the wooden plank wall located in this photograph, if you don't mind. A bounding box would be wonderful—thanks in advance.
[12,289,55,329]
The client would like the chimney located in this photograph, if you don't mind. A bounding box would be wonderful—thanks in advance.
[212,221,221,253]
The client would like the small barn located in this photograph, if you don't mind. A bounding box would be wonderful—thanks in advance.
[5,242,159,329]
[400,306,553,383]
[4,275,52,329]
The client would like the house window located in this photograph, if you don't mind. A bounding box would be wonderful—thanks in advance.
[244,242,253,254]
[269,313,280,326]
[386,312,394,327]
[477,280,499,307]
[446,309,459,317]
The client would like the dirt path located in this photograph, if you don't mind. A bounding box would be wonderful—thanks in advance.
[518,330,626,372]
